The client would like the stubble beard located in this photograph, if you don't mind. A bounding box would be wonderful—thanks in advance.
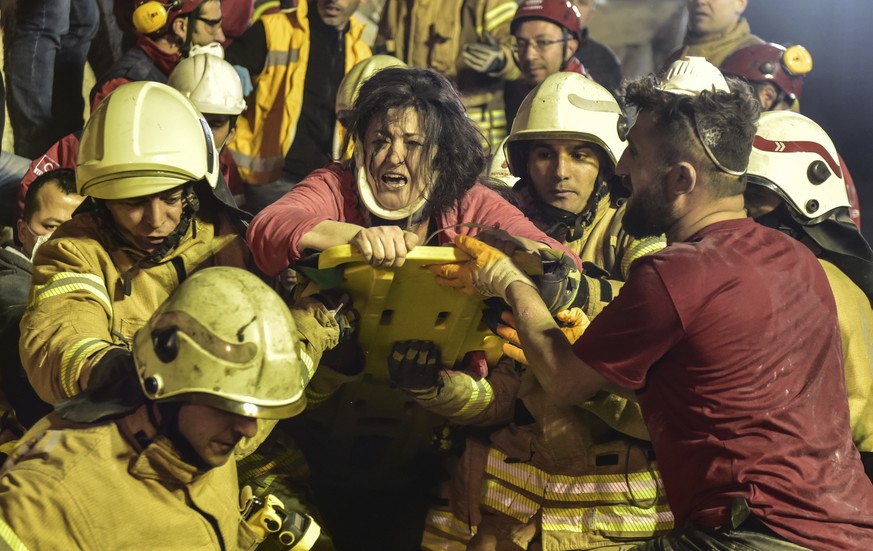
[622,177,676,239]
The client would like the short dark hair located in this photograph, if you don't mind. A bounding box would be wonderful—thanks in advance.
[347,67,488,218]
[23,168,78,223]
[623,74,760,197]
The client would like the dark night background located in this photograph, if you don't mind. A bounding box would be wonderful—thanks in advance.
[744,0,873,242]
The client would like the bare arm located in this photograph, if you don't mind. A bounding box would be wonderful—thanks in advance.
[301,221,420,268]
[505,281,609,406]
[298,220,367,252]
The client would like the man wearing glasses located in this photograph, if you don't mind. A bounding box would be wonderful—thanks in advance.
[91,0,226,109]
[505,0,588,129]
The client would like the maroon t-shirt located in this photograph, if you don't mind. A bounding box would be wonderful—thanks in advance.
[574,218,873,550]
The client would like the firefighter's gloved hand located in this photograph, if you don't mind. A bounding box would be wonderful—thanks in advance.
[310,291,358,343]
[388,340,443,398]
[233,64,253,96]
[430,235,536,300]
[290,296,341,356]
[535,249,582,314]
[461,33,506,73]
[496,308,590,365]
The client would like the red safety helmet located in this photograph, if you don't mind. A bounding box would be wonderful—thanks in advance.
[720,43,813,102]
[511,0,582,42]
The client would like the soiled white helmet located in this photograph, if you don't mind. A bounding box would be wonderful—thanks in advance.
[505,71,626,177]
[659,56,730,96]
[747,110,848,221]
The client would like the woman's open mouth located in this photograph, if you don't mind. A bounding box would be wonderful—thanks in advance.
[381,173,409,189]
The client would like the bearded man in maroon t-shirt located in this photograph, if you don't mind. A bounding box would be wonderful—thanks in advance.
[433,56,873,550]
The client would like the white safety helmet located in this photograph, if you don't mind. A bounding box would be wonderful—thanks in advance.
[336,55,408,126]
[657,56,746,176]
[658,55,730,96]
[168,53,246,115]
[133,267,308,419]
[77,81,220,199]
[747,111,849,221]
[504,71,627,177]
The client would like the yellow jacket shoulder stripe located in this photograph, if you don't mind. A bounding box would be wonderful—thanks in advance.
[31,272,111,313]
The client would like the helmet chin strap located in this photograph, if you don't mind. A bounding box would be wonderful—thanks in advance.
[119,182,201,296]
[154,401,215,472]
[353,144,428,228]
[527,177,608,242]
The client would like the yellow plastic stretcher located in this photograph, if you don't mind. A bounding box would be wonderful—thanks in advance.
[313,244,507,379]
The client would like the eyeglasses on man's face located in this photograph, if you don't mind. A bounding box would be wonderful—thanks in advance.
[511,37,566,54]
[196,16,223,35]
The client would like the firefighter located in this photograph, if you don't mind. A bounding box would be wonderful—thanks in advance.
[744,110,873,482]
[505,71,665,317]
[0,267,321,550]
[397,71,672,550]
[436,56,873,551]
[19,81,254,406]
[720,42,862,228]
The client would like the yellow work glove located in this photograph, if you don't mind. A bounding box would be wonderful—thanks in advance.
[429,235,536,300]
[496,308,590,365]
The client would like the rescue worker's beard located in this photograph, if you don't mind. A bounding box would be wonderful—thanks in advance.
[156,401,215,472]
[622,177,677,239]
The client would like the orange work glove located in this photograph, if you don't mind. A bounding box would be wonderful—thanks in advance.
[496,308,590,365]
[429,235,536,300]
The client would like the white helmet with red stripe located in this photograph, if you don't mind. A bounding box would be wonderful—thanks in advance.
[747,110,848,221]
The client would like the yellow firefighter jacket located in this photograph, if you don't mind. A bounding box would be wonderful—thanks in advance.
[376,0,520,147]
[416,195,669,549]
[559,196,666,318]
[19,208,249,405]
[0,405,265,550]
[229,2,371,184]
[664,17,764,69]
[417,358,672,550]
[819,259,873,453]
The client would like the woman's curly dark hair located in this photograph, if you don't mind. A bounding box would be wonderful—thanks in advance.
[346,67,488,218]
[623,74,760,197]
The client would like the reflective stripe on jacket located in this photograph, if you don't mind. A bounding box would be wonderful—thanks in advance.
[230,3,371,184]
[19,208,249,404]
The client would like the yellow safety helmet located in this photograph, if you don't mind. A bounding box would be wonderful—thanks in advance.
[133,267,307,419]
[168,53,247,116]
[77,81,220,200]
[335,55,408,126]
[505,71,627,176]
